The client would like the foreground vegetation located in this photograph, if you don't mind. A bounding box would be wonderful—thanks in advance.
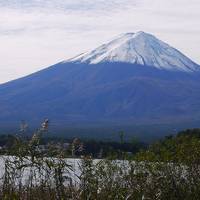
[0,122,200,199]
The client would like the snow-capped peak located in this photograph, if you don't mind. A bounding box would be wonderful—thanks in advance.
[66,31,199,72]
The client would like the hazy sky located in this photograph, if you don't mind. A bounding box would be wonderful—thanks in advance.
[0,0,200,83]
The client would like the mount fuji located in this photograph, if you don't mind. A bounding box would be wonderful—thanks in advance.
[0,31,200,139]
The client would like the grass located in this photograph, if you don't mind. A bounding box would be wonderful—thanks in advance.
[0,122,200,199]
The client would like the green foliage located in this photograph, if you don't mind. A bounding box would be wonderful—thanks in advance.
[135,128,200,163]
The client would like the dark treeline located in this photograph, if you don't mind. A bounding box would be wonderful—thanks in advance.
[0,133,147,158]
[1,128,200,159]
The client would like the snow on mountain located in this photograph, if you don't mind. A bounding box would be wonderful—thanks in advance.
[66,31,199,72]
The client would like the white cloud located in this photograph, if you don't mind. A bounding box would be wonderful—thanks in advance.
[0,0,199,83]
